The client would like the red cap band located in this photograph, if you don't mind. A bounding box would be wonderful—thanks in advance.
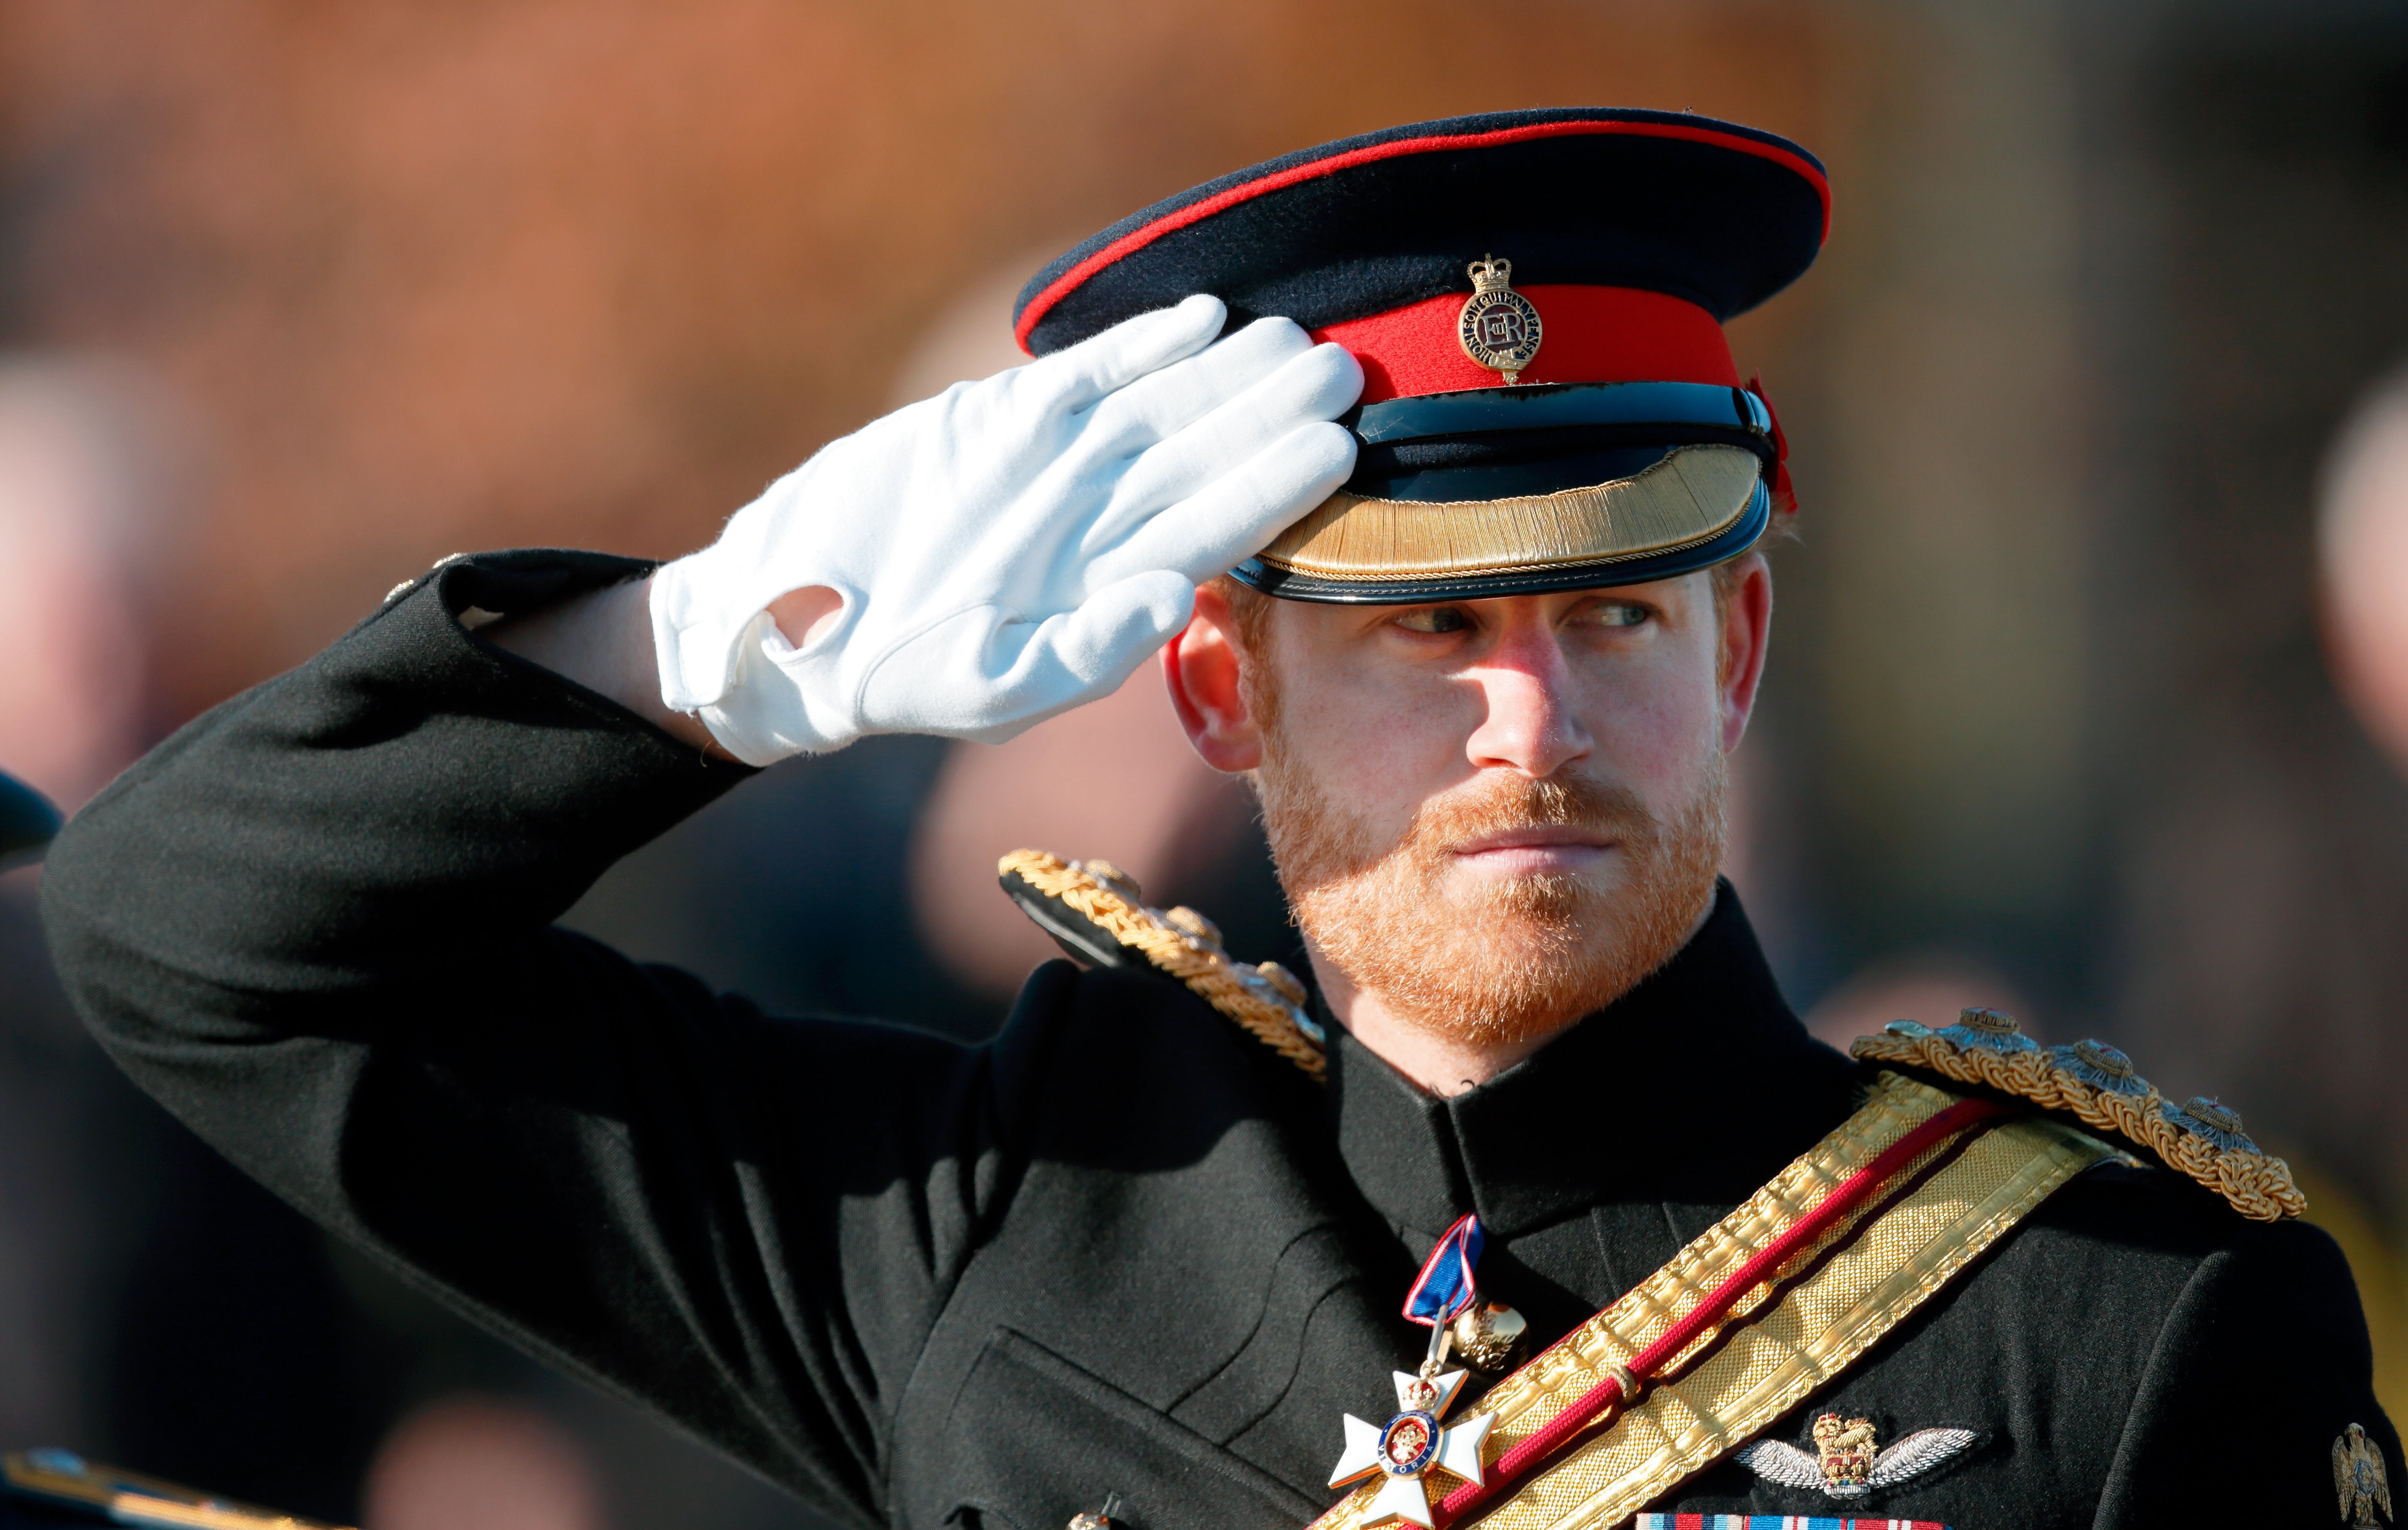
[1313,285,1737,404]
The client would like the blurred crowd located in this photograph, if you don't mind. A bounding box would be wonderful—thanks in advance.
[1,2,2406,1526]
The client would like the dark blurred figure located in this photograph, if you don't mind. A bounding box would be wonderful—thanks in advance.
[2323,368,2408,779]
[2104,359,2408,1422]
[2310,362,2408,1399]
[0,353,395,1515]
[0,359,811,1529]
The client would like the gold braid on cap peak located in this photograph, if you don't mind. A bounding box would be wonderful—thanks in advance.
[997,849,1326,1082]
[1852,1011,2307,1222]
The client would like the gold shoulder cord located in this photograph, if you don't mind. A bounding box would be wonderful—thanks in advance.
[997,849,1327,1082]
[1851,1009,2305,1221]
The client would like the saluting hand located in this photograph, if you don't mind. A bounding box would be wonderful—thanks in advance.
[647,294,1360,764]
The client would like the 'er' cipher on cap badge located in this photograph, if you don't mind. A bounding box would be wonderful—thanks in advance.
[1456,257,1542,384]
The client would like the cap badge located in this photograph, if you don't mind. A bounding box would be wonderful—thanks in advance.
[1457,256,1542,385]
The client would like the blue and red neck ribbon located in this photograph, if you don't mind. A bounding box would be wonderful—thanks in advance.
[1403,1213,1485,1327]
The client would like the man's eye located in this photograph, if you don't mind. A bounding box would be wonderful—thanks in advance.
[1394,606,1473,634]
[1578,601,1650,629]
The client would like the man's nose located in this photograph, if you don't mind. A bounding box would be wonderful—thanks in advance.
[1462,625,1592,777]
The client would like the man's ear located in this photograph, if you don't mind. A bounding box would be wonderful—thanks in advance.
[1717,551,1774,754]
[1163,582,1263,773]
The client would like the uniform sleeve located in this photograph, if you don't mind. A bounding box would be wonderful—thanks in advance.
[2094,1212,2401,1527]
[39,549,1058,1529]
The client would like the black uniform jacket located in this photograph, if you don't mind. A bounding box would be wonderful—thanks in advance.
[40,551,2398,1530]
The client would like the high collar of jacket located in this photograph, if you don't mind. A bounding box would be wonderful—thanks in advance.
[1323,881,1857,1241]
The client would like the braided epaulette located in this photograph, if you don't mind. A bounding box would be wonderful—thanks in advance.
[1852,1008,2306,1222]
[996,848,1327,1082]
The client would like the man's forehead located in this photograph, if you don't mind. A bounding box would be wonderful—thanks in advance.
[1020,108,1822,606]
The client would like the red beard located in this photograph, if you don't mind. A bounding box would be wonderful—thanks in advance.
[1258,741,1726,1048]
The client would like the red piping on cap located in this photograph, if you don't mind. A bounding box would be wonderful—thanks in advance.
[1015,119,1831,354]
[1315,285,1736,404]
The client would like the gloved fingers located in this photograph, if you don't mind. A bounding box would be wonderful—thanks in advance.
[936,331,1332,604]
[1072,316,1317,460]
[1025,293,1228,410]
[1087,420,1356,588]
[1081,340,1361,553]
[979,570,1196,736]
[858,572,1194,743]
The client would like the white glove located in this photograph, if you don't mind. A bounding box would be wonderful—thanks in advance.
[649,294,1361,764]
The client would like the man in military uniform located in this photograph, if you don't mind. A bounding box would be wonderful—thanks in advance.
[40,110,2397,1529]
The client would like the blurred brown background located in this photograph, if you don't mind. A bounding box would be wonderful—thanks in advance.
[2,1,2406,1525]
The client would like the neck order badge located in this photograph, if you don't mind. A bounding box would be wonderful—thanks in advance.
[1328,1215,1500,1528]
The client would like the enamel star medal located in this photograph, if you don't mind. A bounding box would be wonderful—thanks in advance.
[1327,1367,1493,1528]
[1328,1214,1498,1528]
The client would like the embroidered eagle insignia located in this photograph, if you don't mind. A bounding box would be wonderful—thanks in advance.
[2337,1422,2393,1527]
[1733,1414,1977,1500]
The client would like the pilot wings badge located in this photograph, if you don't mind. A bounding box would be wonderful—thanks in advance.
[1733,1414,1977,1501]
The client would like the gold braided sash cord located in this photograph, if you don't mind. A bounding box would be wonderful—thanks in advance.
[997,849,1327,1081]
[1307,1073,2115,1530]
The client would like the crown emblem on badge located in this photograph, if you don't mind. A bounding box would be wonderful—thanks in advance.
[1733,1414,1979,1501]
[1457,254,1542,385]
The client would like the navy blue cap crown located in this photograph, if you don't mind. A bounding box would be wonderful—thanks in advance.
[1014,107,1827,357]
